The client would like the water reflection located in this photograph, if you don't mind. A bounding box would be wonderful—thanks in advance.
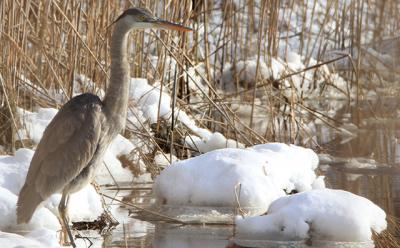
[315,96,400,218]
[153,224,231,248]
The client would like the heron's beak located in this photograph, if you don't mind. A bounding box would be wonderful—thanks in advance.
[151,19,192,32]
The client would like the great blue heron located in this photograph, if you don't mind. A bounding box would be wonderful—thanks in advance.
[16,7,191,247]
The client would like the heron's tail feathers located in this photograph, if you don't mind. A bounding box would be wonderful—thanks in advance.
[16,184,43,224]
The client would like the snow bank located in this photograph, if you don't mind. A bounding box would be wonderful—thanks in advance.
[0,149,33,195]
[129,78,172,123]
[154,152,178,167]
[0,229,60,248]
[0,187,60,232]
[250,143,322,192]
[96,134,135,184]
[153,143,323,212]
[185,131,245,153]
[220,58,284,92]
[219,55,350,100]
[20,77,246,157]
[68,185,103,221]
[235,189,387,242]
[17,108,58,143]
[129,78,244,152]
[0,151,61,247]
[46,185,103,222]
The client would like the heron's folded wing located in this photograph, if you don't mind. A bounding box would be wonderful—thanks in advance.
[24,94,104,199]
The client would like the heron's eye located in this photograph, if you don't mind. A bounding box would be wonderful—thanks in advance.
[138,15,146,21]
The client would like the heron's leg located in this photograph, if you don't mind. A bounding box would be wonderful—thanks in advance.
[59,191,76,248]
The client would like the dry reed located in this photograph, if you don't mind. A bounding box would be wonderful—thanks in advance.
[1,0,400,151]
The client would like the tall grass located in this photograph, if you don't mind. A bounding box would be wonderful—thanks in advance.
[0,0,399,150]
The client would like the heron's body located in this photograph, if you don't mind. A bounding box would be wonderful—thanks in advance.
[17,93,108,223]
[16,7,191,247]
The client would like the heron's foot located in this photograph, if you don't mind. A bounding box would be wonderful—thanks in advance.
[57,212,76,247]
[60,236,73,247]
[58,220,76,247]
[61,226,70,246]
[62,220,76,247]
[62,240,77,247]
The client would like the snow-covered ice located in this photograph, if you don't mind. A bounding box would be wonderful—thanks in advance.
[153,143,323,212]
[235,189,387,242]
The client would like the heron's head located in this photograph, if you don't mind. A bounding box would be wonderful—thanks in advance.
[114,7,192,32]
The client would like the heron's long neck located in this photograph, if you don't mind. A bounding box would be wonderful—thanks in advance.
[103,21,132,131]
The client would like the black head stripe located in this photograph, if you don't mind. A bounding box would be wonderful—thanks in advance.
[114,11,127,23]
[113,7,154,23]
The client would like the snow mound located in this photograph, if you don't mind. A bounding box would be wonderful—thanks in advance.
[153,143,323,211]
[96,134,135,184]
[68,185,103,221]
[185,131,245,153]
[0,187,60,232]
[130,78,244,152]
[235,189,387,242]
[250,143,322,192]
[129,78,172,122]
[17,108,58,143]
[0,148,33,195]
[46,185,103,222]
[0,229,60,248]
[219,55,351,99]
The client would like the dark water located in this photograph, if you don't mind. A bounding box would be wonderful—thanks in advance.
[91,96,399,247]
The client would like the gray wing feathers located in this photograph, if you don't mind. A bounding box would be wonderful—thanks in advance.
[17,95,103,223]
[16,184,44,224]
